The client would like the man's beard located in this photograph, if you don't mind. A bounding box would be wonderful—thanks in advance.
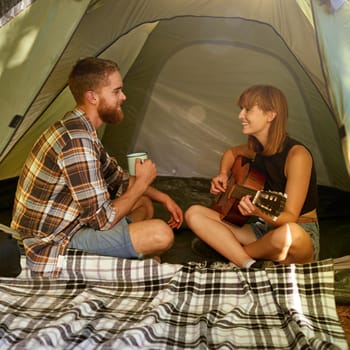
[98,101,124,124]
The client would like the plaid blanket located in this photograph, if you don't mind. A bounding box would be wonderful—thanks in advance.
[0,250,347,349]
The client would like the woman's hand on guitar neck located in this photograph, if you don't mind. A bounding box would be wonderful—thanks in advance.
[237,195,259,217]
[210,173,228,195]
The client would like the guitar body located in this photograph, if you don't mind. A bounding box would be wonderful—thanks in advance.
[211,156,265,226]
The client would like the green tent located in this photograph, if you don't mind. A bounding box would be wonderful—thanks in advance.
[0,0,349,191]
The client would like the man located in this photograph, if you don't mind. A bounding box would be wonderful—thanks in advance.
[11,57,183,276]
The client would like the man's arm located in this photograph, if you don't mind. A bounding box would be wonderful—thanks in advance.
[143,186,183,229]
[111,158,157,225]
[126,167,183,229]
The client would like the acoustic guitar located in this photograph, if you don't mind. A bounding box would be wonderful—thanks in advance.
[211,155,287,226]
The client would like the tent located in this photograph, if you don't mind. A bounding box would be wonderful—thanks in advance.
[0,0,350,191]
[1,4,350,345]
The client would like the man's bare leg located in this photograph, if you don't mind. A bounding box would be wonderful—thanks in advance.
[129,219,174,258]
[128,196,173,261]
[128,196,154,222]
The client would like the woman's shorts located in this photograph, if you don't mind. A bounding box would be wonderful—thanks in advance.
[250,218,320,260]
[69,216,139,258]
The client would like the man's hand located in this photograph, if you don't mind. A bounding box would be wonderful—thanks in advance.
[163,196,183,229]
[134,158,157,187]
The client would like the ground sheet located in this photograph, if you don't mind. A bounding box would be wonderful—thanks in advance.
[0,250,347,349]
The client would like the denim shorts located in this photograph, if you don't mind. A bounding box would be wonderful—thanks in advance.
[69,217,139,258]
[250,219,320,260]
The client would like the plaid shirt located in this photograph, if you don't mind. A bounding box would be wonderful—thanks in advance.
[11,109,129,277]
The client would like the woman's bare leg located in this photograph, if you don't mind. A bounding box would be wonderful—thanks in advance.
[185,204,257,266]
[244,223,314,264]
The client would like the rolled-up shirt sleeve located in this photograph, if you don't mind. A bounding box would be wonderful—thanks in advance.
[59,137,124,230]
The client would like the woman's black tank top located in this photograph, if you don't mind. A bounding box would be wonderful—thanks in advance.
[253,137,318,215]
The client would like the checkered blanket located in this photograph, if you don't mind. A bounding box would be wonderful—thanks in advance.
[0,250,347,349]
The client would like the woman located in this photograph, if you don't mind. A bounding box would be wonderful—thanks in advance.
[185,85,319,268]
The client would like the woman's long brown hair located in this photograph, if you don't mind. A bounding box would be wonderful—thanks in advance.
[237,85,288,155]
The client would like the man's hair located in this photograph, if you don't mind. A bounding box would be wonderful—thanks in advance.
[68,57,120,104]
[237,84,288,155]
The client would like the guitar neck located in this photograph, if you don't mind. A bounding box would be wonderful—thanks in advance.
[230,184,257,200]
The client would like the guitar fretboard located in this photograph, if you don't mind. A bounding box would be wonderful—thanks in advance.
[230,184,257,200]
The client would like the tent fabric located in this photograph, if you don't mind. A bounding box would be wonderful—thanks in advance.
[0,0,349,191]
[312,0,350,178]
[0,0,33,27]
[0,0,90,160]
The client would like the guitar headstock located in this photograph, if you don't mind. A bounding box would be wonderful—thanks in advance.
[252,190,287,221]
